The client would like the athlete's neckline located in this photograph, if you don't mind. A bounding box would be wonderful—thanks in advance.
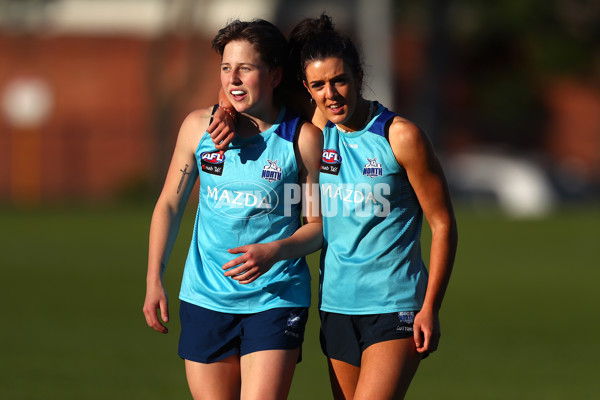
[234,107,286,144]
[333,102,381,138]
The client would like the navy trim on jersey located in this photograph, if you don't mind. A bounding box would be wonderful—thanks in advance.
[275,109,300,142]
[370,107,397,137]
[322,103,396,137]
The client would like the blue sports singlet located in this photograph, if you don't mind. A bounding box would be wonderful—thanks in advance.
[319,102,428,315]
[179,107,311,313]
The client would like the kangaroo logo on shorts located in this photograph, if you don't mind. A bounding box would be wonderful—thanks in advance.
[287,314,301,328]
[285,313,302,338]
[321,149,342,175]
[261,159,282,183]
[362,157,382,178]
[201,151,225,176]
[396,311,415,333]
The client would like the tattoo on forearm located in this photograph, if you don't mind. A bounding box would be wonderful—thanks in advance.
[177,164,190,194]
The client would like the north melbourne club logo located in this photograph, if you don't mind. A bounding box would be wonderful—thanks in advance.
[261,159,282,183]
[362,157,382,178]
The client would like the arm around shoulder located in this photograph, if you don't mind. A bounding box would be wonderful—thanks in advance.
[208,89,236,151]
[296,120,324,223]
[271,120,323,261]
[220,121,324,285]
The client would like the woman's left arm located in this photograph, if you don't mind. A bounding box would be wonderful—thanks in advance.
[389,117,458,354]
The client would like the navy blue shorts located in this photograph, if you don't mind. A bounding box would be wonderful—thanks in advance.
[179,301,309,364]
[320,310,419,367]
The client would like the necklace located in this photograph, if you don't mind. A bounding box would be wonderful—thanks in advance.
[336,101,375,133]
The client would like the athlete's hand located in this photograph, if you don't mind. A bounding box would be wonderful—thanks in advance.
[143,282,169,333]
[222,243,281,284]
[207,107,235,153]
[413,307,440,354]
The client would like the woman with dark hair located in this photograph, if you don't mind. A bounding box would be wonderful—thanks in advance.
[297,14,457,399]
[143,19,322,399]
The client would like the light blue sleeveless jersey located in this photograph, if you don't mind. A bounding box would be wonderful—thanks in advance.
[319,102,428,314]
[179,107,311,313]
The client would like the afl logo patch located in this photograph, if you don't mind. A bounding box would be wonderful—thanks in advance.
[201,151,225,176]
[321,149,342,175]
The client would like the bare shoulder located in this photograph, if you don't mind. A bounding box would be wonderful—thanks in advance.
[387,116,432,167]
[181,108,214,134]
[296,120,324,161]
[177,107,214,148]
[295,120,323,176]
[388,116,426,148]
[298,120,323,146]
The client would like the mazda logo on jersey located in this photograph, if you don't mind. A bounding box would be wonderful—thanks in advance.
[205,180,279,220]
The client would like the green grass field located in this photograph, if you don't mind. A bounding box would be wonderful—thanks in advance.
[1,204,599,399]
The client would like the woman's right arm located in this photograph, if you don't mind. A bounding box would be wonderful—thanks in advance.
[143,109,209,333]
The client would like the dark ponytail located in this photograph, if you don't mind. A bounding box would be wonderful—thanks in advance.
[288,13,363,83]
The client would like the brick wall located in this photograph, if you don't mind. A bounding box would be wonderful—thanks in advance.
[0,34,220,204]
